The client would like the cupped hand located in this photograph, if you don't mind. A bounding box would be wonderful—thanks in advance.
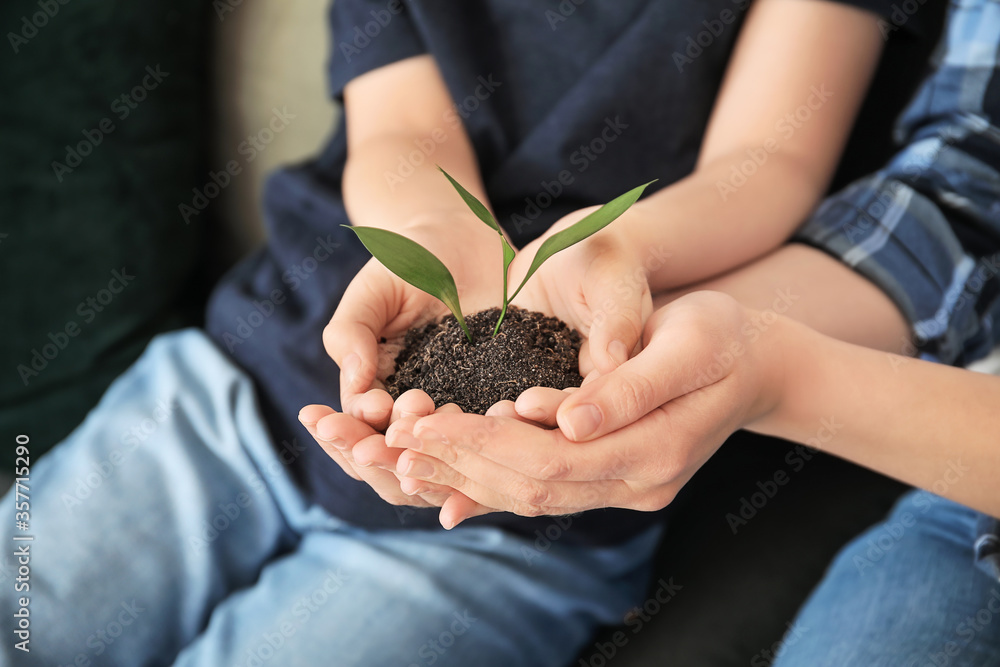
[323,217,503,412]
[389,291,786,526]
[299,388,490,516]
[509,207,656,377]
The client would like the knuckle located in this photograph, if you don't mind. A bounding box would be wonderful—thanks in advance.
[535,455,572,481]
[513,477,553,507]
[614,371,658,420]
[511,500,547,518]
[436,445,460,467]
[632,488,676,512]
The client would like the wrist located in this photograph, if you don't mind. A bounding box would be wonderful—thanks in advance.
[742,310,796,433]
[617,201,672,283]
[397,211,506,307]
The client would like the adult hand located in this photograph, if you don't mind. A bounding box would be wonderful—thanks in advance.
[388,291,786,526]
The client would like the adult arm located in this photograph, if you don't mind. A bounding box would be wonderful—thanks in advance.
[620,0,887,290]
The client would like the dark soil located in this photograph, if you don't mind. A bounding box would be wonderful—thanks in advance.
[385,306,584,414]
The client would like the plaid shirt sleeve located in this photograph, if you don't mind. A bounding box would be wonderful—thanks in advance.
[794,0,1000,367]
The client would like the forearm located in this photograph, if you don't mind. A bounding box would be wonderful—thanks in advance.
[755,316,1000,517]
[341,54,500,264]
[343,134,499,251]
[627,152,825,291]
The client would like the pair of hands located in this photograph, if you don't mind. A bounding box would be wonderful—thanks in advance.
[300,211,782,527]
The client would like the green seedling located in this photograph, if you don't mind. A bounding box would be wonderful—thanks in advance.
[345,168,654,342]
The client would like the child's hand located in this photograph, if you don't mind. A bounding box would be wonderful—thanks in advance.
[510,207,655,376]
[324,217,504,412]
[299,389,489,517]
[387,291,787,525]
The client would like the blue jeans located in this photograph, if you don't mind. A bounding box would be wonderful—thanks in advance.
[774,490,1000,667]
[0,330,659,667]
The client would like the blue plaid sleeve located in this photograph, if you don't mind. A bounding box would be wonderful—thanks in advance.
[794,0,1000,367]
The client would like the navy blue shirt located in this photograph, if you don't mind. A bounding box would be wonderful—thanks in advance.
[206,0,942,544]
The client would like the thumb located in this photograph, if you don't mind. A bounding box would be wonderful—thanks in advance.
[324,264,394,402]
[584,254,653,374]
[556,301,725,441]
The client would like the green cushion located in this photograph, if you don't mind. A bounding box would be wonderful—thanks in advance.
[0,1,210,468]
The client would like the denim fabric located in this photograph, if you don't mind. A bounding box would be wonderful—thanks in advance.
[0,330,660,666]
[773,490,1000,667]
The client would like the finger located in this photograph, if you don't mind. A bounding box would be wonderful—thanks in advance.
[299,407,363,481]
[435,403,463,414]
[298,404,336,428]
[513,387,570,427]
[439,493,495,530]
[353,434,405,471]
[396,447,613,515]
[486,400,551,426]
[398,475,456,498]
[391,388,437,423]
[584,251,654,374]
[324,264,398,401]
[556,297,731,442]
[406,413,643,485]
[315,410,379,448]
[346,388,394,432]
[579,343,596,378]
[303,407,437,506]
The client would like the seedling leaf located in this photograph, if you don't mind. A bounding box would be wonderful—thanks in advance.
[507,181,656,304]
[438,166,517,335]
[343,225,472,342]
[438,167,502,233]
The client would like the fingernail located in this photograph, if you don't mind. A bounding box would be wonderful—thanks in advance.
[362,407,390,424]
[405,459,435,478]
[519,407,547,421]
[342,353,361,386]
[417,428,448,445]
[608,340,629,367]
[566,404,603,440]
[323,437,347,450]
[389,431,423,451]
